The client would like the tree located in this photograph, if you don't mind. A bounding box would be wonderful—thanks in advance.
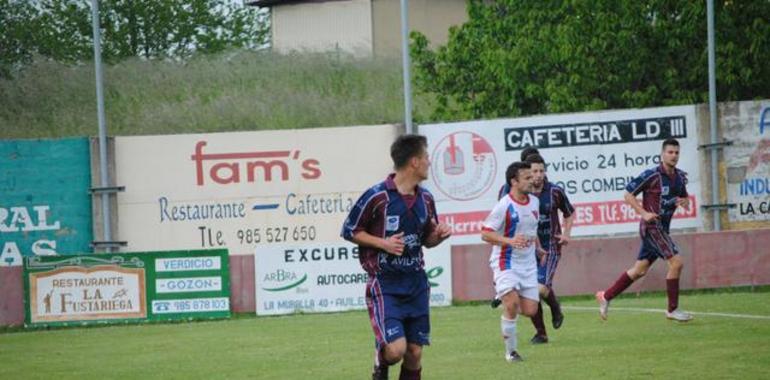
[0,0,269,78]
[0,0,42,78]
[410,0,770,121]
[38,0,269,61]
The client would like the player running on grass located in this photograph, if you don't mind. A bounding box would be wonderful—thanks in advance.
[523,153,574,344]
[481,162,545,362]
[596,138,693,322]
[492,148,574,344]
[491,147,541,309]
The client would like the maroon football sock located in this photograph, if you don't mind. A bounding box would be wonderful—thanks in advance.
[399,366,421,380]
[372,349,390,380]
[544,288,561,315]
[604,272,634,301]
[531,302,547,336]
[666,278,679,312]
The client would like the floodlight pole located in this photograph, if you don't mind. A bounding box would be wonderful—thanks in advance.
[707,0,720,231]
[400,0,413,134]
[91,0,113,250]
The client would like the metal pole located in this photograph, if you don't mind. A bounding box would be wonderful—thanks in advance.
[400,0,413,134]
[91,0,113,250]
[707,0,720,231]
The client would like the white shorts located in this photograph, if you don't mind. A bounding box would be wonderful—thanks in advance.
[493,268,539,302]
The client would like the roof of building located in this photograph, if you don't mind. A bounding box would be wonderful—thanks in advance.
[247,0,348,7]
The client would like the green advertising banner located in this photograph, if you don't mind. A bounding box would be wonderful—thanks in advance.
[23,249,230,327]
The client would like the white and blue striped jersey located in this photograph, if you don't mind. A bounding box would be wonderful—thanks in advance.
[482,193,540,274]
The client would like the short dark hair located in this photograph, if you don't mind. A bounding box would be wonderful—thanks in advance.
[524,153,546,166]
[506,161,531,186]
[662,138,680,150]
[520,146,540,161]
[391,134,428,170]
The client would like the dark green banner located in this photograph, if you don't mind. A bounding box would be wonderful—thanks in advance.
[23,249,230,327]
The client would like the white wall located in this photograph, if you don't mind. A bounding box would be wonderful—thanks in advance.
[272,0,373,57]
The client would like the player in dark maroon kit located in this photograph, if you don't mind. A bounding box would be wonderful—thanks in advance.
[341,134,452,380]
[525,154,574,344]
[596,138,693,322]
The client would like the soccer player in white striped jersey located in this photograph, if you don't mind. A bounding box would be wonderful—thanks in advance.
[481,162,544,362]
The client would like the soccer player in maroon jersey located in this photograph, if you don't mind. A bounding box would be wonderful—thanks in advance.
[596,138,693,322]
[341,134,452,380]
[525,153,574,343]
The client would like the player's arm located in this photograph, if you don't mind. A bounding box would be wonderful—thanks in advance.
[624,170,659,223]
[535,237,548,265]
[676,170,690,208]
[558,213,574,246]
[351,231,405,256]
[422,194,452,248]
[341,189,405,255]
[424,224,451,248]
[481,229,530,250]
[556,189,575,246]
[481,199,530,249]
[624,191,659,222]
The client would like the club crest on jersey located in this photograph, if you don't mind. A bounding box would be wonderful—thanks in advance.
[662,186,670,195]
[386,215,400,231]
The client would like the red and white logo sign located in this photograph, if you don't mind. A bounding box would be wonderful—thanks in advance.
[430,131,497,201]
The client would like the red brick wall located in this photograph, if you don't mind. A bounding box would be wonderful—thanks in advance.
[229,255,256,313]
[0,267,24,326]
[451,228,770,301]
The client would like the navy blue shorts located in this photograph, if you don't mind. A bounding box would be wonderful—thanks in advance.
[366,276,430,350]
[537,244,560,287]
[637,227,679,263]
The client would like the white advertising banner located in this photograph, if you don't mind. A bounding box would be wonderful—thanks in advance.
[725,101,770,224]
[420,105,702,243]
[115,125,400,255]
[255,242,452,316]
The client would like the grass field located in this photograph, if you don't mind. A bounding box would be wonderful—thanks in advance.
[2,290,769,379]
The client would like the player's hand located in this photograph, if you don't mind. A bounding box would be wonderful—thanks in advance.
[382,232,405,255]
[436,223,452,240]
[508,234,530,250]
[538,248,549,266]
[641,211,660,223]
[555,234,570,247]
[676,197,690,209]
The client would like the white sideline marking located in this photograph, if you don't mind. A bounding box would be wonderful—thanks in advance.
[563,306,770,320]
